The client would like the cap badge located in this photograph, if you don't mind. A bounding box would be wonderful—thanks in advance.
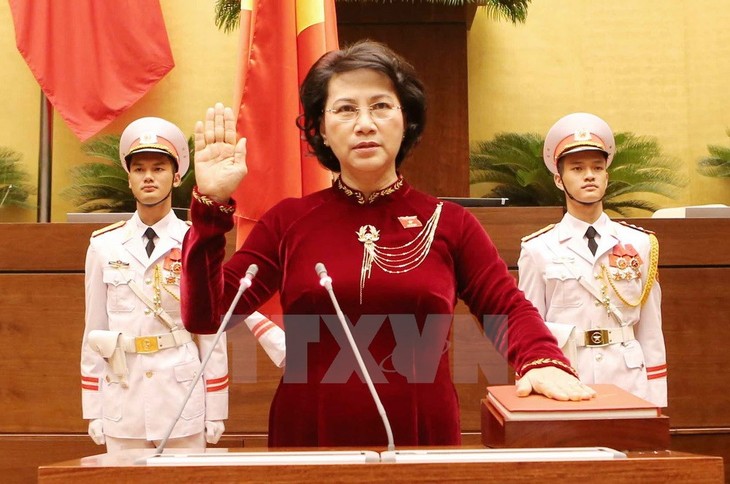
[574,129,592,142]
[139,132,158,144]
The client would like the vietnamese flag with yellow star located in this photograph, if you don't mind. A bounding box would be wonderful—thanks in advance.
[233,0,339,247]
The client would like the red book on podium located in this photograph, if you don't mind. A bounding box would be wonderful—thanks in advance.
[481,384,670,451]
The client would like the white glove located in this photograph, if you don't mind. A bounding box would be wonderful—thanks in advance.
[87,419,105,445]
[244,313,287,368]
[205,420,225,444]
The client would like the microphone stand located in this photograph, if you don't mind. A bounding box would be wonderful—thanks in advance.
[0,185,12,207]
[144,264,258,460]
[315,263,395,451]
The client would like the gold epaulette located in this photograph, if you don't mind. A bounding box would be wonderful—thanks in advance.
[521,224,555,242]
[91,220,126,238]
[617,220,655,235]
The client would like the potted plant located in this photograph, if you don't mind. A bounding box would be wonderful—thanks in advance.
[213,0,532,32]
[697,130,730,179]
[0,146,36,213]
[469,131,688,216]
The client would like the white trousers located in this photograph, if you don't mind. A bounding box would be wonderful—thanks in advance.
[105,431,205,452]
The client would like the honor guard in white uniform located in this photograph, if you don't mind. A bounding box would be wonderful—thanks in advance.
[80,117,230,451]
[518,113,667,407]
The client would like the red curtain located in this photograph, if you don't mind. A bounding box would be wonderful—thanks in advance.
[9,0,175,141]
[233,0,339,248]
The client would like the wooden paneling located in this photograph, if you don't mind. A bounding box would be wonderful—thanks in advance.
[1,215,729,480]
[0,435,245,484]
[336,2,468,24]
[0,274,85,431]
[661,268,730,427]
[621,218,730,266]
[0,223,101,271]
[671,433,730,483]
[338,5,470,197]
[469,206,564,267]
[0,436,101,484]
[0,222,238,271]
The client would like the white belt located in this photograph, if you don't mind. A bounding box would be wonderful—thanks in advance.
[575,326,635,347]
[121,329,192,354]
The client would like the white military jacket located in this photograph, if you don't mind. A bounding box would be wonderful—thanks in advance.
[518,212,667,407]
[80,210,228,440]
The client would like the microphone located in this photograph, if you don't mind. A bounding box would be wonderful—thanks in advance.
[315,262,395,451]
[0,184,12,207]
[149,263,259,458]
[241,264,258,288]
[315,262,332,289]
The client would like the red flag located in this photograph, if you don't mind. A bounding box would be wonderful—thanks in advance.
[233,0,338,248]
[9,0,175,141]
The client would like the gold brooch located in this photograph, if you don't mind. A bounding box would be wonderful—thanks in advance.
[356,203,443,303]
[356,225,380,244]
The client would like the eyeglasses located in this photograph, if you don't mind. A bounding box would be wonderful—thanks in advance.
[324,102,402,122]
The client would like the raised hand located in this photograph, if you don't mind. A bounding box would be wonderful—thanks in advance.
[193,102,248,203]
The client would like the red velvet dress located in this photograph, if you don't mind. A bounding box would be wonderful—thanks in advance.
[181,178,572,447]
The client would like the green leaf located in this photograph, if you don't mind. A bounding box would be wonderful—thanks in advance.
[214,1,532,33]
[0,146,36,210]
[697,133,730,178]
[470,131,687,215]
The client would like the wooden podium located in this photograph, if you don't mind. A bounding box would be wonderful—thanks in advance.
[481,399,671,451]
[37,448,724,483]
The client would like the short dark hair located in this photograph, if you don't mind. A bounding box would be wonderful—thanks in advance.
[297,40,427,172]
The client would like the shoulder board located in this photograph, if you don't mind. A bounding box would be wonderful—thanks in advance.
[521,224,555,242]
[617,220,655,235]
[185,220,192,226]
[91,220,126,238]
